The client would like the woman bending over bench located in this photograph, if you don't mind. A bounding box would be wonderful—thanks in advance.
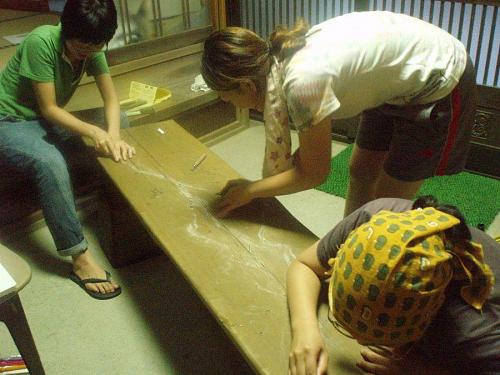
[0,0,135,299]
[287,196,498,375]
[201,11,477,219]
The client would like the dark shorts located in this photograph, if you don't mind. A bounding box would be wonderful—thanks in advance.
[356,57,477,181]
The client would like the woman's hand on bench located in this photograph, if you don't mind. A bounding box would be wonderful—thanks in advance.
[289,326,328,375]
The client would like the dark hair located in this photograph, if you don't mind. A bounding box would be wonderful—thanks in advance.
[61,0,117,45]
[412,195,472,249]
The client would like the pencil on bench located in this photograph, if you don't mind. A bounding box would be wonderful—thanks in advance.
[191,153,207,171]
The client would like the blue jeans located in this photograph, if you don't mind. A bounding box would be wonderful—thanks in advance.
[0,110,129,256]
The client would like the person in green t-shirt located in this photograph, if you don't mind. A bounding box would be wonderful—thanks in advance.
[0,0,135,300]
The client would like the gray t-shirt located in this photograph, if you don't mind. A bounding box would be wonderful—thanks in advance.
[318,198,499,374]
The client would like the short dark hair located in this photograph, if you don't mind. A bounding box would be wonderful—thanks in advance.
[61,0,117,44]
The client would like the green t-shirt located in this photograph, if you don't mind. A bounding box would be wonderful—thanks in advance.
[0,24,109,120]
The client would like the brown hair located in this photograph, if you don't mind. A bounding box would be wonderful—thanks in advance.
[201,20,309,91]
[269,18,309,61]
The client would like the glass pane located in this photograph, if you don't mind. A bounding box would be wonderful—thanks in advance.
[109,0,212,49]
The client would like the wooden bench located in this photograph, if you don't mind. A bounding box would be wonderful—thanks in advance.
[97,120,363,375]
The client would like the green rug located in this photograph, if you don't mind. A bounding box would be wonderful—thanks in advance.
[317,144,500,228]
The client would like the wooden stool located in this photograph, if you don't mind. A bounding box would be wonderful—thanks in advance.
[0,243,46,375]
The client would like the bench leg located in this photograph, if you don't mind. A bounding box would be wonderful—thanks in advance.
[236,107,250,127]
[0,294,46,375]
[97,180,162,268]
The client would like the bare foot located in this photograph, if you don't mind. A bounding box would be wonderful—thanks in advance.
[72,250,119,295]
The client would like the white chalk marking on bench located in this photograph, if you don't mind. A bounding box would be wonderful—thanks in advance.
[128,161,208,193]
[129,163,166,180]
[185,216,283,288]
[126,160,295,288]
[180,195,293,291]
[127,165,284,297]
[127,162,282,250]
[227,226,296,266]
[186,220,231,251]
[257,226,296,265]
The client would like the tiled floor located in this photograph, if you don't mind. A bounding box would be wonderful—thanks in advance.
[1,122,498,375]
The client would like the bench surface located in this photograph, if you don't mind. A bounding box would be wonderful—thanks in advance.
[97,121,363,375]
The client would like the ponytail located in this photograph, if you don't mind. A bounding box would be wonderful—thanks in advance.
[412,195,472,250]
[268,19,309,62]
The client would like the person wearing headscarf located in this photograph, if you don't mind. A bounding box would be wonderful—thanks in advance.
[287,196,498,375]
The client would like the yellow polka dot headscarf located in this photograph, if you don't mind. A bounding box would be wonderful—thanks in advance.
[327,208,494,347]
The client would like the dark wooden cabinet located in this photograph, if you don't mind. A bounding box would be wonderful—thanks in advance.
[466,86,500,178]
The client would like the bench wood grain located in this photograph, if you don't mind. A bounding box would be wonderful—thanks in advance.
[97,121,363,375]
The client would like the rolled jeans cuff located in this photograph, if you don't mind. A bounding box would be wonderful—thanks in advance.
[58,238,89,257]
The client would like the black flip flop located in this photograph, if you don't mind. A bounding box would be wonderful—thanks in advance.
[69,270,122,300]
